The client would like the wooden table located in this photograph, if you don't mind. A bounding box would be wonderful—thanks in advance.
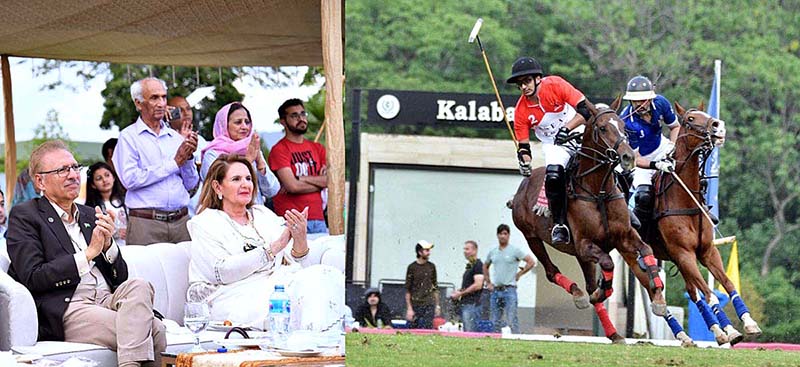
[162,348,345,367]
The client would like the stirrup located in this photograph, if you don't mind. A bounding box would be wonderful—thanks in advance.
[551,224,571,245]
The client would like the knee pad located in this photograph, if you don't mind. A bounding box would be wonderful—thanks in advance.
[634,185,654,210]
[545,165,565,192]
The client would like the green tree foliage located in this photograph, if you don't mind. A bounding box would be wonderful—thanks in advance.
[346,0,800,341]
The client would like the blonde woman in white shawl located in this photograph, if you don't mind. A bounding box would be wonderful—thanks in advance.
[187,153,342,331]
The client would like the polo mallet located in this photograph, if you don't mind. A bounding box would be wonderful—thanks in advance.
[670,170,722,235]
[468,18,518,150]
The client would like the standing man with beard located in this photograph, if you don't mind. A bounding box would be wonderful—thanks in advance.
[404,240,440,329]
[268,98,328,234]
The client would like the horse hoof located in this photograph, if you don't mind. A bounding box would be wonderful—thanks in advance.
[744,324,762,338]
[711,325,728,345]
[650,302,667,317]
[609,333,625,344]
[725,327,744,346]
[676,332,696,348]
[573,290,590,309]
[588,289,606,305]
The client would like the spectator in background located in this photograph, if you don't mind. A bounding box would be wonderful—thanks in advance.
[12,168,40,208]
[101,138,117,173]
[355,288,393,329]
[404,240,440,329]
[0,188,6,238]
[168,95,209,217]
[200,102,280,207]
[85,162,128,246]
[450,240,484,332]
[269,99,328,236]
[483,224,536,334]
[112,77,199,245]
[0,188,8,268]
[167,95,208,167]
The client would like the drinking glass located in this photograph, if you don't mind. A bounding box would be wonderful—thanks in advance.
[184,302,210,353]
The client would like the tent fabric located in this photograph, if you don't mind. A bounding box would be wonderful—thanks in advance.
[0,0,323,67]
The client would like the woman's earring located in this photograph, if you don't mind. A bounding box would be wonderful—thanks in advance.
[217,193,223,200]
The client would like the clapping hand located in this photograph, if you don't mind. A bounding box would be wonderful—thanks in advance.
[175,132,198,166]
[87,207,115,261]
[285,207,309,240]
[246,134,262,163]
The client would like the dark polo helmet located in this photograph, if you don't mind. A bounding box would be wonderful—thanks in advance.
[506,57,543,84]
[623,75,657,100]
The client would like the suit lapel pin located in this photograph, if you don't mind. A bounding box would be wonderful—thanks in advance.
[48,217,54,223]
[84,223,91,228]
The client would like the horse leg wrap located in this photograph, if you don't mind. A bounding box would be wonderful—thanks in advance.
[640,253,663,290]
[729,290,750,319]
[709,293,732,329]
[694,298,720,330]
[663,312,685,337]
[594,302,617,337]
[600,269,614,299]
[553,273,576,294]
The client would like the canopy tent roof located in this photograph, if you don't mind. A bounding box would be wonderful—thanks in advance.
[0,0,324,67]
[0,0,345,235]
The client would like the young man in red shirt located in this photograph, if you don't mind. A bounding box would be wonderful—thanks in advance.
[507,56,593,245]
[268,99,328,234]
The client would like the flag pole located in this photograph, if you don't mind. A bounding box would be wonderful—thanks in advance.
[707,59,722,290]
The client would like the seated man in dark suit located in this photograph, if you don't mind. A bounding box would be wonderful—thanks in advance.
[6,140,166,367]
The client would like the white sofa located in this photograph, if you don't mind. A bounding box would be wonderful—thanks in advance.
[0,236,346,364]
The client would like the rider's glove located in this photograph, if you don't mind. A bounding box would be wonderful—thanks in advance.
[517,142,532,177]
[554,127,571,146]
[650,159,674,172]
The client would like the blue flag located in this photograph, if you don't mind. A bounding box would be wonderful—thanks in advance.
[704,61,721,220]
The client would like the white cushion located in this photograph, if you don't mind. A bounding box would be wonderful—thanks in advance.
[0,270,37,349]
[121,243,191,323]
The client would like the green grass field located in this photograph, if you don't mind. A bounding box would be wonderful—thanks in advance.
[345,332,800,367]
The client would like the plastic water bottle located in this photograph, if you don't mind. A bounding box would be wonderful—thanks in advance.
[269,285,291,346]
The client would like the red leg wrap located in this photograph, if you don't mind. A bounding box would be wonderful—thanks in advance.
[554,273,576,293]
[602,270,614,298]
[642,254,664,290]
[594,302,617,337]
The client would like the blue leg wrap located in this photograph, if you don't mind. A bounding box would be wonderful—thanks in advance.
[695,298,720,329]
[711,303,732,329]
[663,312,684,336]
[729,290,750,319]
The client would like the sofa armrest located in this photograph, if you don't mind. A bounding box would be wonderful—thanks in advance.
[0,270,38,350]
[296,235,345,273]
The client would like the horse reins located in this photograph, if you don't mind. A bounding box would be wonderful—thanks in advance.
[568,108,629,236]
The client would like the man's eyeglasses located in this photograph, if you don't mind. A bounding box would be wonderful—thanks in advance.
[516,76,535,89]
[287,111,308,119]
[38,164,83,177]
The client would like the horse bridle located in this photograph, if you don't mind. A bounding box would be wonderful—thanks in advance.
[571,108,628,178]
[672,108,718,172]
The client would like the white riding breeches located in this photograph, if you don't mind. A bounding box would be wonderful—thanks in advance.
[541,143,575,167]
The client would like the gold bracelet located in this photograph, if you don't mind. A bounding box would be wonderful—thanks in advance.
[266,247,275,260]
[291,247,310,258]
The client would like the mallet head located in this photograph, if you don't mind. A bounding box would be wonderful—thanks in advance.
[468,18,483,43]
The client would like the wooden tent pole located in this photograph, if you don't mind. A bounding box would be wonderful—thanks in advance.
[2,55,16,202]
[321,0,345,235]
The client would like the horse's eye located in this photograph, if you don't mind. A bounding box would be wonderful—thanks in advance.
[599,126,607,132]
[688,117,694,122]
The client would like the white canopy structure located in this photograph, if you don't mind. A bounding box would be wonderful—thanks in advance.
[0,0,345,234]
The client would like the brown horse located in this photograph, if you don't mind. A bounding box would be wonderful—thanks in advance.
[647,102,761,345]
[510,99,667,343]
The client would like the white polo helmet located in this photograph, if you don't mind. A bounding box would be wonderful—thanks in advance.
[623,75,657,101]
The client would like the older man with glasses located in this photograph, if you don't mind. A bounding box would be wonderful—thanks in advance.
[112,77,199,245]
[6,140,166,367]
[268,98,329,235]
